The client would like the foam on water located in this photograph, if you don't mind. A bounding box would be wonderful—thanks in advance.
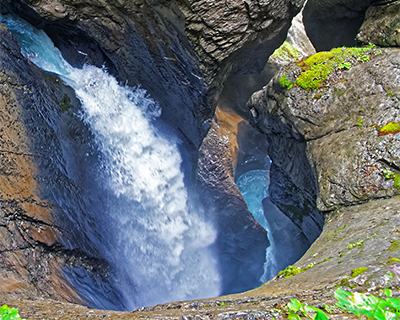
[1,13,220,309]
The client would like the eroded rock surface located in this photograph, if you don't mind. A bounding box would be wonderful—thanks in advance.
[248,48,400,211]
[0,24,107,304]
[196,107,268,294]
[357,0,400,47]
[302,0,389,51]
[0,0,305,147]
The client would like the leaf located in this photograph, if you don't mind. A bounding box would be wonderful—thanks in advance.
[314,309,329,320]
[383,288,392,297]
[288,314,302,320]
[288,299,303,312]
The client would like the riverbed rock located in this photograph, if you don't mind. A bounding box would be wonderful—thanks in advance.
[357,0,400,47]
[197,107,269,294]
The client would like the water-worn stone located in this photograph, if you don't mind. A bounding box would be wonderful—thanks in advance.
[357,0,400,47]
[4,196,399,319]
[0,23,107,303]
[196,108,268,294]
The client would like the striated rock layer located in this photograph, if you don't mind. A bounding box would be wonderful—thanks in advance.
[0,23,95,304]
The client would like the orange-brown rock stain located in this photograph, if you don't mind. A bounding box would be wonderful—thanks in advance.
[0,87,82,304]
[212,106,246,175]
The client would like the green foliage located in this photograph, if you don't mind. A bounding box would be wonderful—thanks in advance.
[286,299,329,320]
[286,289,400,320]
[351,267,367,278]
[0,305,24,320]
[280,46,378,91]
[277,263,315,279]
[378,122,400,136]
[272,41,300,61]
[280,74,293,89]
[335,288,400,320]
[347,239,364,250]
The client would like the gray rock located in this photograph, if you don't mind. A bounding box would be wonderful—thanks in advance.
[196,108,268,294]
[357,0,400,47]
[302,0,391,51]
[248,48,400,212]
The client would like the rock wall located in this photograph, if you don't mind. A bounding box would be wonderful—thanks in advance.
[302,0,399,51]
[357,0,400,47]
[249,47,400,211]
[0,24,93,303]
[0,0,305,148]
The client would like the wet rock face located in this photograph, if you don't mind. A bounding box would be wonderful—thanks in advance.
[0,24,111,303]
[0,24,76,302]
[249,48,400,212]
[0,0,305,147]
[302,0,377,51]
[357,0,400,47]
[197,108,268,294]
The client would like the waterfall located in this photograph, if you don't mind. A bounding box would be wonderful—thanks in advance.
[1,13,220,309]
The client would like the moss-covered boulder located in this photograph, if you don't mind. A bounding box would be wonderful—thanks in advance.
[248,47,400,211]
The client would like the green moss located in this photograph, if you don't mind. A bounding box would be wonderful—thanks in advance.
[378,121,400,136]
[279,74,293,89]
[281,46,377,91]
[277,263,315,278]
[347,239,364,250]
[314,93,323,100]
[379,257,400,266]
[272,41,300,61]
[351,267,368,278]
[389,239,400,251]
[356,120,364,127]
[394,174,400,189]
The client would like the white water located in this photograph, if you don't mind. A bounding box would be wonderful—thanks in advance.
[1,14,220,309]
[236,170,278,282]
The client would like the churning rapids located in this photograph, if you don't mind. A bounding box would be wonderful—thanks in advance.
[0,13,312,311]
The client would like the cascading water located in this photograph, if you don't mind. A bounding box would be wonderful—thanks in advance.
[1,13,220,310]
[236,169,278,282]
[235,123,311,284]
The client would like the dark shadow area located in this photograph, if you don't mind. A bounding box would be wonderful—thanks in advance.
[302,0,374,51]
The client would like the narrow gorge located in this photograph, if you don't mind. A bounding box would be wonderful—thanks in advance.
[0,0,399,319]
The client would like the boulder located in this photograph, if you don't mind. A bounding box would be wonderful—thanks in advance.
[248,47,400,212]
[357,0,400,47]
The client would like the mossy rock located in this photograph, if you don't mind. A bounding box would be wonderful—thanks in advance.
[279,45,381,91]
